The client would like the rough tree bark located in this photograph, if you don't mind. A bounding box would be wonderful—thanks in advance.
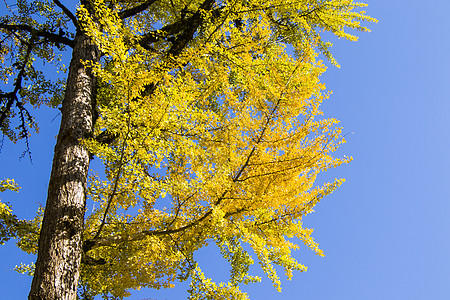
[28,31,98,300]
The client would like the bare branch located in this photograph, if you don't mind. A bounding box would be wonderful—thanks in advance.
[0,37,34,134]
[118,0,158,19]
[52,0,80,31]
[0,93,16,128]
[138,0,218,56]
[0,23,74,47]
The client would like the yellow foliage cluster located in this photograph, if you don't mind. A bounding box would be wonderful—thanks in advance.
[1,0,376,298]
[74,0,376,298]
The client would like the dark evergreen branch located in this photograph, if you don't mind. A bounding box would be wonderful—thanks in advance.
[0,23,74,47]
[52,0,80,31]
[118,0,158,19]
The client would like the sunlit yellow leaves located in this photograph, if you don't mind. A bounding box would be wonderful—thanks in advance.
[0,179,20,245]
[0,179,42,256]
[189,266,252,300]
[0,178,19,193]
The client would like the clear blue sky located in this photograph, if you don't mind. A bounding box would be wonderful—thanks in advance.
[1,0,449,299]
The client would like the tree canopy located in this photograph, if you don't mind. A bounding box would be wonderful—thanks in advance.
[0,1,376,299]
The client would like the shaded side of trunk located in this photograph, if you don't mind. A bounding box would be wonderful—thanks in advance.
[29,32,98,300]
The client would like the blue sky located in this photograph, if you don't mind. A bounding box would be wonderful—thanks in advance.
[1,0,450,299]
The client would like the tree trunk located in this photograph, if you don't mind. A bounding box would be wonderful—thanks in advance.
[29,32,98,300]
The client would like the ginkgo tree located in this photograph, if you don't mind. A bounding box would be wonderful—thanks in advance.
[0,0,376,299]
